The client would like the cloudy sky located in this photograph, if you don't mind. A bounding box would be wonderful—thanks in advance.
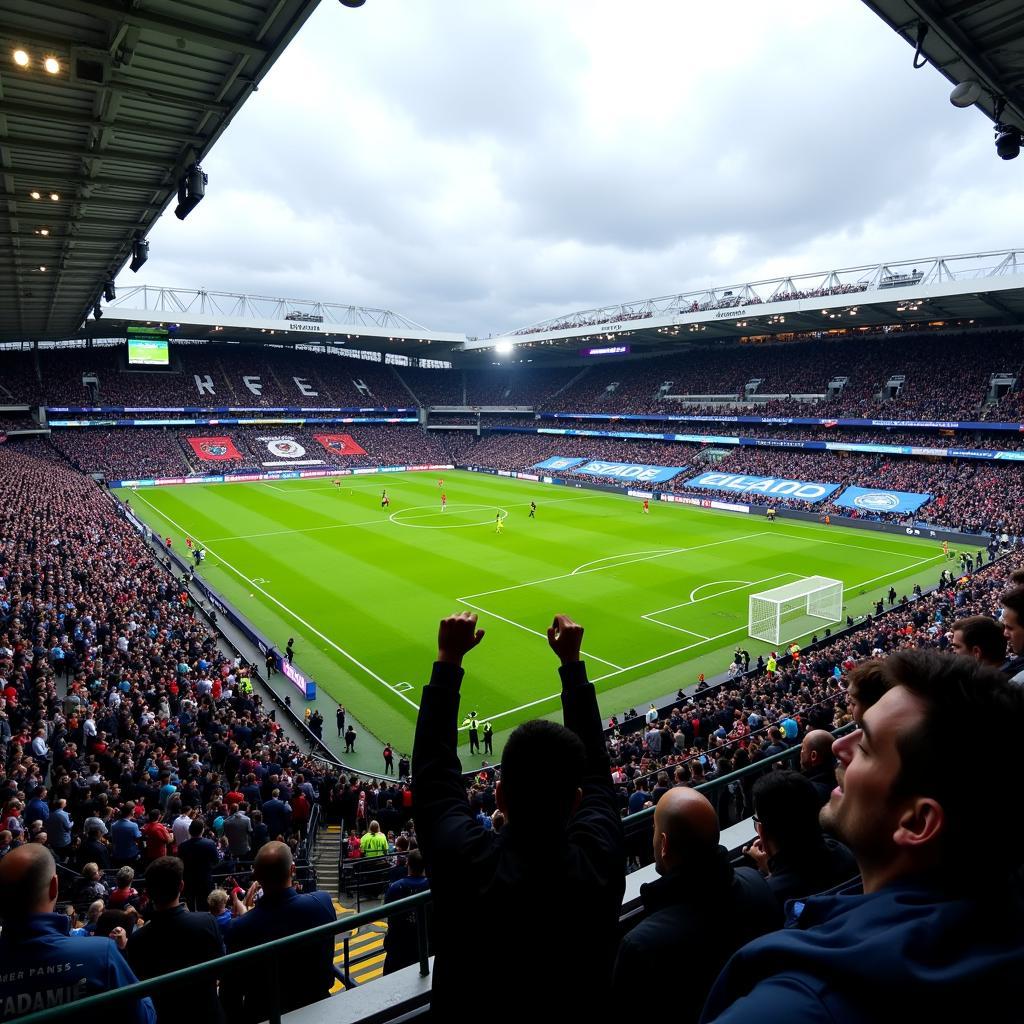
[124,0,1023,336]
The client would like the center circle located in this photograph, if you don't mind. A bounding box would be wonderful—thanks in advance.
[389,503,509,529]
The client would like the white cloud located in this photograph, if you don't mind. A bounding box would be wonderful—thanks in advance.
[123,0,1013,335]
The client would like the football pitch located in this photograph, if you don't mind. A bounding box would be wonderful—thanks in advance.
[115,469,946,756]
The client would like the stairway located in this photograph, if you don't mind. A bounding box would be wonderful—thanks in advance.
[318,827,391,992]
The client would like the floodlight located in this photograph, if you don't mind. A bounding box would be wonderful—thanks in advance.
[103,280,116,302]
[93,302,103,319]
[130,238,149,273]
[13,49,29,67]
[174,163,207,220]
[43,56,59,74]
[995,124,1021,161]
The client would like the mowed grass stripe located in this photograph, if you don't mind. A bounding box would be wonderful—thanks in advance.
[120,471,945,752]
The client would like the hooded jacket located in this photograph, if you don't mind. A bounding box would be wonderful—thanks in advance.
[700,876,1024,1022]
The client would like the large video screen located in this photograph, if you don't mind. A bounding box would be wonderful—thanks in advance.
[127,326,169,366]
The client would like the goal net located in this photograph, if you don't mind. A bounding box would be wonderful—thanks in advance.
[748,576,843,646]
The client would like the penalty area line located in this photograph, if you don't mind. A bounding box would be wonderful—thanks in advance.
[131,492,419,711]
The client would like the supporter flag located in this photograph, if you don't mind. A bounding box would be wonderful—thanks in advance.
[188,436,241,462]
[314,433,367,456]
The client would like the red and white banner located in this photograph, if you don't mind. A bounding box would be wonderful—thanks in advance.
[188,436,242,461]
[313,433,367,456]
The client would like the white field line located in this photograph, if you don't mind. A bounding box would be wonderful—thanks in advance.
[570,549,682,574]
[456,599,624,671]
[132,492,420,711]
[768,520,936,560]
[640,622,710,639]
[589,549,946,683]
[206,494,595,543]
[688,579,752,603]
[460,532,772,604]
[644,573,793,617]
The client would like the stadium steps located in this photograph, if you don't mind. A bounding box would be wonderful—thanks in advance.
[329,896,390,992]
[314,824,343,898]
[391,366,423,406]
[549,363,592,399]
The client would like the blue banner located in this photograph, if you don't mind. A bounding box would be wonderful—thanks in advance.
[532,456,588,470]
[542,411,1024,433]
[685,472,840,503]
[576,460,686,484]
[833,486,932,514]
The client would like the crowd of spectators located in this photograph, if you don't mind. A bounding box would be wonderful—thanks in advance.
[510,281,871,335]
[455,430,1024,535]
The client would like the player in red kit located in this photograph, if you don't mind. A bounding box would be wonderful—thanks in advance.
[186,537,193,550]
[441,492,447,512]
[641,498,649,514]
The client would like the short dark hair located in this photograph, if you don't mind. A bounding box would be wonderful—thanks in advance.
[752,770,822,850]
[951,615,1006,664]
[884,650,1024,871]
[188,818,204,837]
[1000,585,1024,619]
[144,857,184,905]
[845,660,887,710]
[499,719,585,828]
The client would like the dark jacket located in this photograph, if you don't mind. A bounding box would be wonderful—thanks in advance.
[701,876,1024,1022]
[413,660,624,1020]
[220,887,335,1023]
[764,837,858,906]
[0,912,155,1023]
[177,836,219,899]
[613,851,781,1022]
[126,904,224,1024]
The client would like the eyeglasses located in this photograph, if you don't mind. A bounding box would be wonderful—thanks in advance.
[752,814,761,825]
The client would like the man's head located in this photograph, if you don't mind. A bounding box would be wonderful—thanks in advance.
[406,849,425,878]
[950,615,1006,666]
[651,787,719,874]
[822,650,1024,892]
[999,587,1024,657]
[188,818,204,838]
[752,770,825,857]
[254,841,294,892]
[0,844,58,918]
[799,730,836,774]
[496,719,585,829]
[144,857,184,909]
[844,660,887,726]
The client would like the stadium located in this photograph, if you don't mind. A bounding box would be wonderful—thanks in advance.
[0,0,1023,1022]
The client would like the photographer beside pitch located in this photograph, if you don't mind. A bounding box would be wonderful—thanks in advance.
[413,611,624,1019]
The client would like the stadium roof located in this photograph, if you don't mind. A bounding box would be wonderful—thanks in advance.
[0,0,323,343]
[96,284,468,351]
[467,250,1024,353]
[859,0,1024,134]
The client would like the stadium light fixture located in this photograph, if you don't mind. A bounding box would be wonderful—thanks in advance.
[38,265,46,272]
[13,49,29,67]
[174,163,207,220]
[49,192,59,201]
[339,0,367,7]
[995,123,1021,160]
[34,227,49,236]
[29,190,40,199]
[130,237,149,273]
[103,280,115,302]
[44,56,60,74]
[93,301,102,319]
[495,340,513,355]
[949,80,982,108]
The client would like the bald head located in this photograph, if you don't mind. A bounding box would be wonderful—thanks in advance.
[254,840,294,891]
[0,843,58,918]
[800,730,835,773]
[652,788,720,874]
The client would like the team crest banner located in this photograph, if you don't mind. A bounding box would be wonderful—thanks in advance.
[188,436,241,462]
[833,486,932,514]
[314,433,367,456]
[258,435,306,459]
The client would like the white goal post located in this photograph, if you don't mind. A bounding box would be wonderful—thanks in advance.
[748,576,843,646]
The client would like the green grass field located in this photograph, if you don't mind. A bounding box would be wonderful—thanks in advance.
[115,470,946,756]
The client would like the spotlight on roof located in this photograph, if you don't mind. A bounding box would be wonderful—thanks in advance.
[174,163,207,220]
[49,192,59,201]
[13,49,29,68]
[495,340,513,355]
[103,280,116,302]
[43,56,60,74]
[93,301,103,320]
[949,80,981,108]
[129,237,149,273]
[338,0,366,6]
[29,190,40,200]
[995,123,1021,161]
